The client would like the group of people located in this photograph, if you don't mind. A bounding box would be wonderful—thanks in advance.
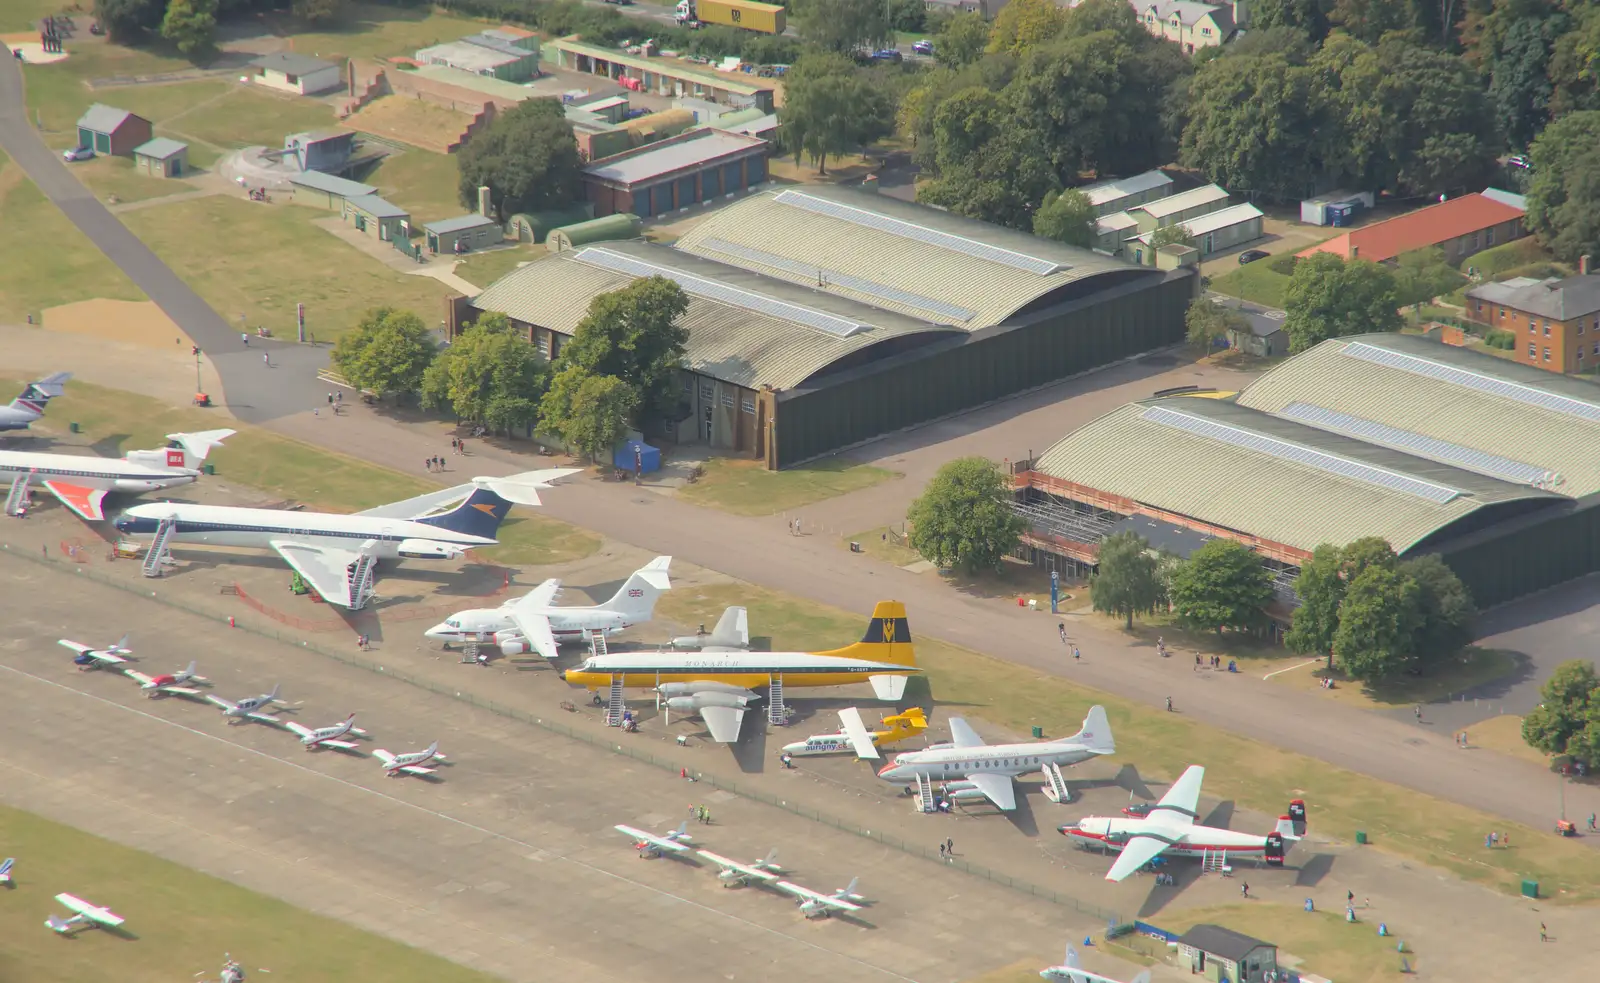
[1484,830,1512,849]
[688,804,713,825]
[425,455,448,472]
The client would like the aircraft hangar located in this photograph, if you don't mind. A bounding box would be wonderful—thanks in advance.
[1012,332,1600,610]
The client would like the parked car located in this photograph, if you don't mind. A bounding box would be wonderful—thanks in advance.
[912,40,934,55]
[1237,248,1271,265]
[870,49,903,63]
[1508,154,1531,170]
[62,146,94,162]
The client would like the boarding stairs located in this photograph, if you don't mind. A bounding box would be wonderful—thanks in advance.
[767,675,790,725]
[1041,762,1071,803]
[589,628,609,659]
[604,675,626,727]
[347,546,378,610]
[914,773,936,814]
[4,473,30,516]
[1201,849,1230,875]
[141,517,178,577]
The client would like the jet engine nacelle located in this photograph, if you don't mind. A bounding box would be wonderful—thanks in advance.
[666,691,750,712]
[500,639,528,656]
[397,539,465,560]
[656,681,748,698]
[114,477,172,492]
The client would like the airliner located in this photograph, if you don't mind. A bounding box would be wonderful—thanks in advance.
[0,372,70,431]
[1,429,234,521]
[112,469,578,607]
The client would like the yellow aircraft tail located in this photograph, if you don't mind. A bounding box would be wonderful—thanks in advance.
[819,601,917,668]
[875,706,928,745]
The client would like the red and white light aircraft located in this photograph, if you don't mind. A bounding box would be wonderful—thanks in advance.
[614,821,693,858]
[123,660,208,698]
[284,714,369,752]
[374,741,444,777]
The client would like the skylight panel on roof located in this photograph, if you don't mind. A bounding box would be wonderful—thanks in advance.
[1141,405,1462,503]
[1342,341,1600,423]
[772,190,1065,276]
[1278,403,1556,486]
[573,247,870,338]
[694,238,977,323]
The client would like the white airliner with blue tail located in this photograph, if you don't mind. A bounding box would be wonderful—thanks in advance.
[0,372,70,431]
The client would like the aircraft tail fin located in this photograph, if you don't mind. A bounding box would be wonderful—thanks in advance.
[183,660,196,677]
[1063,944,1081,969]
[7,372,70,421]
[1275,814,1300,841]
[423,741,439,758]
[605,556,672,619]
[45,915,74,933]
[759,848,778,868]
[1072,705,1114,755]
[265,684,281,702]
[0,857,13,876]
[109,634,129,653]
[151,429,236,468]
[839,877,861,901]
[708,606,749,648]
[822,601,916,667]
[1131,971,1153,983]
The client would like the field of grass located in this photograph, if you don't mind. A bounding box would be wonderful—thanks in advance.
[71,153,190,203]
[364,148,466,227]
[1467,714,1552,767]
[264,3,495,62]
[478,513,602,567]
[121,196,454,341]
[1163,903,1413,983]
[455,243,538,288]
[677,456,899,516]
[349,95,472,153]
[170,86,338,151]
[655,581,1600,903]
[1462,237,1552,276]
[22,44,196,137]
[1210,261,1290,308]
[0,160,144,321]
[844,525,924,567]
[0,804,500,983]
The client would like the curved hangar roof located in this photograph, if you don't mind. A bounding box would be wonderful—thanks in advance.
[673,185,1154,330]
[1033,395,1563,555]
[469,240,962,391]
[1237,333,1600,497]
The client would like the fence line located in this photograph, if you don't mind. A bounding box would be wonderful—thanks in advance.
[1,543,1121,924]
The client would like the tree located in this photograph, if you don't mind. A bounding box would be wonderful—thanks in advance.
[1283,252,1402,352]
[160,0,216,56]
[558,277,690,426]
[778,54,893,175]
[292,0,345,22]
[906,457,1026,574]
[1392,247,1467,308]
[1090,531,1163,629]
[1399,554,1476,664]
[1148,224,1196,251]
[936,11,990,68]
[1167,539,1275,634]
[1521,660,1600,766]
[1333,565,1424,681]
[988,0,1067,55]
[456,99,582,221]
[1181,52,1323,199]
[1185,295,1249,351]
[420,313,550,436]
[540,369,639,463]
[1032,189,1096,248]
[95,0,164,41]
[1285,544,1345,666]
[916,88,1057,230]
[1247,0,1334,41]
[792,0,892,54]
[1526,110,1600,262]
[330,307,436,396]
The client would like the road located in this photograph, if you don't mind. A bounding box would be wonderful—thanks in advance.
[578,0,933,59]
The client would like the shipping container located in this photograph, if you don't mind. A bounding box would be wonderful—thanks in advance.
[683,0,786,34]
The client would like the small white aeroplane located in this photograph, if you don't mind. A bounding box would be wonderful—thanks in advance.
[204,685,282,725]
[774,877,865,919]
[0,429,234,521]
[45,893,125,935]
[122,660,208,698]
[1059,765,1304,881]
[374,741,444,777]
[1041,944,1152,983]
[284,713,369,752]
[782,707,928,760]
[0,857,13,885]
[615,821,693,858]
[57,635,131,671]
[696,849,782,886]
[667,605,750,652]
[424,556,672,659]
[0,372,70,432]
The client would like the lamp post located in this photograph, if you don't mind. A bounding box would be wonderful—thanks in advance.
[192,346,202,392]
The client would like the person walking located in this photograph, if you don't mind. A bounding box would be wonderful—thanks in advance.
[240,332,249,347]
[439,455,446,471]
[1058,623,1067,644]
[1588,812,1596,832]
[1414,704,1423,722]
[1073,646,1081,661]
[939,843,946,859]
[262,352,270,367]
[1166,696,1174,712]
[946,837,953,856]
[1241,882,1250,898]
[1540,922,1547,943]
[1194,653,1202,671]
[1347,890,1354,907]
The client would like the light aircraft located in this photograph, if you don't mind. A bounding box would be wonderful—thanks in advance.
[0,429,234,521]
[615,821,693,858]
[668,605,749,651]
[204,685,282,725]
[45,893,125,935]
[783,707,928,760]
[564,601,920,743]
[696,849,782,886]
[1041,944,1152,983]
[284,713,369,751]
[424,556,672,658]
[0,858,13,885]
[1058,765,1303,881]
[374,741,445,777]
[0,372,70,432]
[875,705,1114,811]
[122,660,208,698]
[57,635,132,671]
[112,469,578,609]
[774,877,865,919]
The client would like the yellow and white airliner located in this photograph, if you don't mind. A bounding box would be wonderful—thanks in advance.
[561,601,919,742]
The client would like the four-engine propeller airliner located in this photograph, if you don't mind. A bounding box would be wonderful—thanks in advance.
[2,429,234,521]
[0,372,70,432]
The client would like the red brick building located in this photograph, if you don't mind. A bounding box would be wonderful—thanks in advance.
[1466,265,1600,374]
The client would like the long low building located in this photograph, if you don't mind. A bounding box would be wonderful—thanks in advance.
[1013,332,1600,609]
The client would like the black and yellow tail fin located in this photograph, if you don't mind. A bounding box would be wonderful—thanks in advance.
[819,601,916,666]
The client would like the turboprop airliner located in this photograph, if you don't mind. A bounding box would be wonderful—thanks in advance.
[112,469,578,608]
[0,372,70,431]
[1,429,234,521]
[424,556,672,658]
[562,601,920,743]
[782,707,928,760]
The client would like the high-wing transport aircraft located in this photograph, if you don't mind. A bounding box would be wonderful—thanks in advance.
[563,601,919,743]
[45,893,125,935]
[0,372,70,432]
[424,556,672,658]
[1,429,234,521]
[205,685,282,724]
[285,713,369,751]
[696,849,782,886]
[374,742,444,777]
[113,469,578,609]
[783,707,928,760]
[615,821,693,858]
[1059,765,1304,881]
[1041,944,1152,983]
[57,635,131,670]
[668,605,749,651]
[774,877,865,919]
[875,706,1114,811]
[123,660,207,698]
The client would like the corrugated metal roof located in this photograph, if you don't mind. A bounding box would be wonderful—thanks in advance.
[1237,334,1600,496]
[417,39,524,73]
[469,240,962,390]
[1081,170,1173,207]
[77,103,139,134]
[1096,211,1140,233]
[1480,186,1527,210]
[584,129,765,186]
[1134,203,1263,243]
[133,137,186,159]
[1132,184,1230,219]
[289,170,375,197]
[346,194,409,219]
[673,186,1151,330]
[553,38,774,97]
[251,52,338,76]
[424,213,501,235]
[1034,395,1558,554]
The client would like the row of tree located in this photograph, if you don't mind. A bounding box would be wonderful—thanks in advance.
[330,276,690,461]
[96,0,343,52]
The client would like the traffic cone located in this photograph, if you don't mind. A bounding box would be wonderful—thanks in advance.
[680,768,688,779]
[228,616,235,628]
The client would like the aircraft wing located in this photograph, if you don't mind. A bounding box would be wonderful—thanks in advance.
[695,850,779,881]
[946,717,986,749]
[1104,834,1171,882]
[158,685,204,697]
[513,578,562,610]
[355,470,581,519]
[245,711,283,725]
[270,540,362,608]
[41,481,108,522]
[712,606,749,647]
[962,771,1017,811]
[506,594,560,660]
[283,721,314,739]
[55,894,123,927]
[614,825,689,852]
[122,669,155,685]
[1151,765,1204,824]
[699,704,747,744]
[316,739,361,751]
[203,694,237,711]
[836,707,880,760]
[774,881,862,912]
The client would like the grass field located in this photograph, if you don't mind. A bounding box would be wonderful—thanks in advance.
[71,153,192,204]
[0,804,500,983]
[455,243,538,288]
[844,525,924,568]
[169,85,339,151]
[654,582,1600,903]
[478,513,603,567]
[1162,903,1413,983]
[677,456,899,516]
[22,44,195,138]
[364,148,466,227]
[121,197,454,341]
[1210,261,1290,308]
[1467,714,1552,767]
[0,160,144,321]
[264,3,495,63]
